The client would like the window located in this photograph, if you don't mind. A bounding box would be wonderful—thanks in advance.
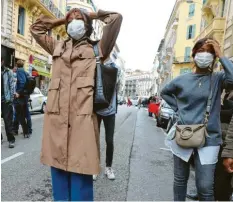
[203,0,207,4]
[17,6,25,35]
[57,35,60,40]
[66,6,71,12]
[221,0,226,17]
[184,47,191,62]
[48,30,52,36]
[186,24,196,39]
[189,4,195,17]
[180,68,192,75]
[1,0,4,24]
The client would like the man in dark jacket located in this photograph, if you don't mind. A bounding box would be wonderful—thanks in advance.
[1,58,16,148]
[13,60,29,138]
[214,90,233,201]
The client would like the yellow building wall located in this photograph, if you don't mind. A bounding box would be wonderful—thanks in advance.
[172,0,202,78]
[13,0,66,75]
[172,63,194,79]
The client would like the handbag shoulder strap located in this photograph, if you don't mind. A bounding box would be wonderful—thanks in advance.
[93,44,101,64]
[204,74,213,124]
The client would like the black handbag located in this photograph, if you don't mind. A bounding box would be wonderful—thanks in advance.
[93,44,118,111]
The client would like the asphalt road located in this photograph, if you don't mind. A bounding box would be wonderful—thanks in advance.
[1,106,195,201]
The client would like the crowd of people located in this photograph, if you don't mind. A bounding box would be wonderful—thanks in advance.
[2,5,233,202]
[1,59,33,148]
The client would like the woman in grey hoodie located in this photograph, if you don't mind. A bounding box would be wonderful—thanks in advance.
[161,38,233,201]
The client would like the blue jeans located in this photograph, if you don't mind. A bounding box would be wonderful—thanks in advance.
[51,167,93,201]
[173,151,216,201]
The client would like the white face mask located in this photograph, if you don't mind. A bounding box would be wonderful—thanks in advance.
[67,19,86,40]
[194,52,214,69]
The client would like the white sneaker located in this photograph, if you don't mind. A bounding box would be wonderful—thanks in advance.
[105,167,115,180]
[93,175,98,181]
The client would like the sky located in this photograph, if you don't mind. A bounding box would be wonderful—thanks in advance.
[94,0,175,71]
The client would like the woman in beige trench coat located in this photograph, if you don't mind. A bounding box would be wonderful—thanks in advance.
[30,8,122,201]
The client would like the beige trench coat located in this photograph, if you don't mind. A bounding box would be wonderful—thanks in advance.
[30,10,122,175]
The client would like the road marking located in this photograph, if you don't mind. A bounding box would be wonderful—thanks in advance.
[160,128,167,136]
[1,152,24,164]
[160,147,171,151]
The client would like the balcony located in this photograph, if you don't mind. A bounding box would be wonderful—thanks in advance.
[173,56,192,64]
[194,17,226,43]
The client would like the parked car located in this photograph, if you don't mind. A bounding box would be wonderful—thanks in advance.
[131,97,139,106]
[166,111,178,133]
[28,87,47,114]
[156,100,174,128]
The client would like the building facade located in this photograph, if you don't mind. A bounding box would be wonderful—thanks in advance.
[7,0,67,94]
[1,0,15,68]
[124,70,153,97]
[172,0,202,78]
[223,0,233,60]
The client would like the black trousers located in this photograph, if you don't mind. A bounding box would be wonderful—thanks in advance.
[1,102,15,142]
[97,114,115,167]
[214,147,232,201]
[13,99,28,135]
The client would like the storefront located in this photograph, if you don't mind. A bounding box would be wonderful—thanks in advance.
[29,55,51,95]
[1,45,15,69]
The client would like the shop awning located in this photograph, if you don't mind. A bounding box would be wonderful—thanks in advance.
[32,65,51,78]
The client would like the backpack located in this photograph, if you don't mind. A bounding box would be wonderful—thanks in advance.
[24,73,36,95]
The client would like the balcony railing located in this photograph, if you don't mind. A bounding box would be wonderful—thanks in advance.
[40,0,65,18]
[173,56,192,64]
[194,17,226,43]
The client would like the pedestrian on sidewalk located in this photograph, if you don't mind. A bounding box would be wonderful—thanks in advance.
[222,106,233,179]
[30,8,122,201]
[161,38,233,201]
[93,61,119,181]
[13,67,33,136]
[214,89,233,201]
[1,58,16,148]
[13,60,30,139]
[127,97,132,107]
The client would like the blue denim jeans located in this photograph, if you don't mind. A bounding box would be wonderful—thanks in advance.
[173,150,216,201]
[51,167,93,201]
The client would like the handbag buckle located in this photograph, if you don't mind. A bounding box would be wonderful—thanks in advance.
[180,127,194,140]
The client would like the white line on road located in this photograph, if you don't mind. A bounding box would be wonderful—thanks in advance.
[160,148,171,151]
[1,152,24,164]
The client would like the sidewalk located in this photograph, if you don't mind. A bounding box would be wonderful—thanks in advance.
[126,108,196,201]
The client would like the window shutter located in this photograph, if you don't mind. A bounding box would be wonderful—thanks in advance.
[192,24,196,38]
[192,4,195,16]
[189,4,195,17]
[22,8,25,35]
[185,47,191,61]
[186,26,190,39]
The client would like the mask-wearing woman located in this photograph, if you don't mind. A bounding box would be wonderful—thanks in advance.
[30,8,122,201]
[161,38,233,201]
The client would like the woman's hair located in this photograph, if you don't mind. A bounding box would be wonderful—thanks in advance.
[16,60,24,67]
[80,10,93,37]
[192,37,215,58]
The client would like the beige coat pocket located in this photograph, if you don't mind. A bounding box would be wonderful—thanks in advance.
[76,77,94,115]
[47,78,61,114]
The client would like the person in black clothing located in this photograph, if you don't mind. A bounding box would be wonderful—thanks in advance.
[1,58,16,148]
[13,60,29,138]
[214,89,233,201]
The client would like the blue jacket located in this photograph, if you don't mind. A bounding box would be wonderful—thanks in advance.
[15,67,27,96]
[1,67,14,103]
